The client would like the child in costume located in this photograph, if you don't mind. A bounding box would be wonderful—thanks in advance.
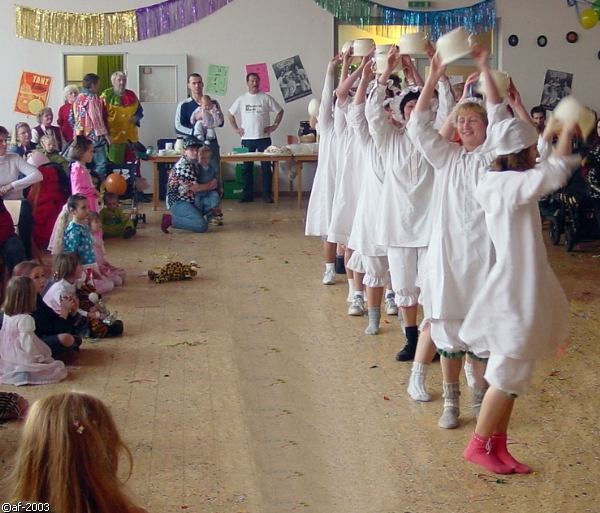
[460,116,580,474]
[89,211,126,286]
[0,276,67,386]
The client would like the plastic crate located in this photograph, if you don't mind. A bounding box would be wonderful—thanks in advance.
[223,180,244,200]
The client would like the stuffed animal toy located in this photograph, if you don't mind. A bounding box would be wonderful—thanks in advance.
[147,261,199,284]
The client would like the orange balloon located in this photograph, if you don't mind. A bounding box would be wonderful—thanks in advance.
[105,173,127,195]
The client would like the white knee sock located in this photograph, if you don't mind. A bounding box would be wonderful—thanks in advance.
[407,362,431,402]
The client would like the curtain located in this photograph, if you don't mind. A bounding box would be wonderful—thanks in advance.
[96,54,123,92]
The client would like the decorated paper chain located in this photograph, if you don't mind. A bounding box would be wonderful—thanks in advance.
[15,0,496,46]
[15,0,233,46]
[311,0,496,41]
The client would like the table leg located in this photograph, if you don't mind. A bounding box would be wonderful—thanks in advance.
[296,161,303,208]
[273,161,280,205]
[152,162,159,211]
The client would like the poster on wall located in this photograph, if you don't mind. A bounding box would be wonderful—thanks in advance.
[205,64,229,96]
[540,69,573,110]
[244,63,270,93]
[14,71,52,116]
[272,55,312,103]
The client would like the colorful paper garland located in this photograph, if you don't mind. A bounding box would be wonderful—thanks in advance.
[311,0,496,40]
[15,0,233,46]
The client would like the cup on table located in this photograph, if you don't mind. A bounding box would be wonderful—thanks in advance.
[165,142,174,150]
[158,149,166,156]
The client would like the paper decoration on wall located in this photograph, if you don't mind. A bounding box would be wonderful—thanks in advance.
[508,34,519,46]
[537,35,548,47]
[14,71,52,115]
[245,63,270,93]
[540,69,573,110]
[14,0,233,45]
[566,0,600,29]
[205,65,229,96]
[272,56,312,103]
[311,0,495,41]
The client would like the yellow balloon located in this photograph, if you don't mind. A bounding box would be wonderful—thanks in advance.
[580,8,599,29]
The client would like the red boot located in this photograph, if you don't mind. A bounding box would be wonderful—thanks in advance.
[161,213,172,233]
[491,433,532,474]
[464,433,514,474]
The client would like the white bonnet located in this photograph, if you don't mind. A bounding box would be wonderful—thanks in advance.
[491,118,539,156]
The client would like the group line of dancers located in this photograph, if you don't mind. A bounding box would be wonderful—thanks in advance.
[304,39,580,474]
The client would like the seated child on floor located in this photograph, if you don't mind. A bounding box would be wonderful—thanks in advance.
[12,260,82,357]
[6,391,149,513]
[44,252,123,338]
[190,95,223,144]
[99,191,136,238]
[89,211,126,287]
[0,276,68,386]
[53,193,114,295]
[195,145,223,226]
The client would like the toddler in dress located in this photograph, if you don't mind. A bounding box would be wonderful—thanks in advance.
[0,276,67,386]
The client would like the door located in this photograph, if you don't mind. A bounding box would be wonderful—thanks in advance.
[126,54,188,191]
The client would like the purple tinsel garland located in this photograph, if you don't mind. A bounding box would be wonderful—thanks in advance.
[136,0,233,40]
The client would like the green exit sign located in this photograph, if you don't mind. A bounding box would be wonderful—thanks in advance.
[408,1,432,7]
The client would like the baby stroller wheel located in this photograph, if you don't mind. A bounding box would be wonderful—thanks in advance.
[549,219,561,245]
[564,226,576,252]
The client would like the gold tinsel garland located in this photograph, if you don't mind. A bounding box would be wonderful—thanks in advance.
[15,6,137,46]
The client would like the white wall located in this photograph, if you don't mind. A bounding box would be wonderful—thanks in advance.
[2,0,599,188]
[1,0,332,190]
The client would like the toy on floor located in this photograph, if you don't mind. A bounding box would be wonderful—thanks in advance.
[147,261,199,284]
[88,292,118,325]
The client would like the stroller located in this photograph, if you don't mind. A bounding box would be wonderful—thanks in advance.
[104,141,149,225]
[546,168,600,251]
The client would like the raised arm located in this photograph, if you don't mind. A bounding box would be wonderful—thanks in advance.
[473,44,501,106]
[506,78,534,126]
[413,50,445,114]
[337,53,371,106]
[340,48,353,85]
[318,54,342,129]
[354,54,375,105]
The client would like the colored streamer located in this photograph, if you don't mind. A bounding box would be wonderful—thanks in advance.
[14,0,233,45]
[312,0,496,40]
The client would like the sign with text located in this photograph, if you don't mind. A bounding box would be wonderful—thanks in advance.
[14,71,52,115]
[205,64,229,96]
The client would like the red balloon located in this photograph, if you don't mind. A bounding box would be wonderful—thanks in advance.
[105,173,127,195]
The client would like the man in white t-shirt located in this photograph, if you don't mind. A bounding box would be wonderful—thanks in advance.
[228,73,284,202]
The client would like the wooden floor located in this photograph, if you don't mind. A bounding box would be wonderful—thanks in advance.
[1,199,599,512]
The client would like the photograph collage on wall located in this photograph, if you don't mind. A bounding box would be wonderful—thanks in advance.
[272,55,312,103]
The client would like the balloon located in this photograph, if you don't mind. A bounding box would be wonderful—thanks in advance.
[579,8,599,29]
[104,173,127,195]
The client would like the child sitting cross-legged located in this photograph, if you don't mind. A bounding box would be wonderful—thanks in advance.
[44,252,123,339]
[0,276,68,386]
[100,191,136,238]
[12,260,82,357]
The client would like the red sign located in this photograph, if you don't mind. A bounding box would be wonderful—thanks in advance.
[14,71,52,116]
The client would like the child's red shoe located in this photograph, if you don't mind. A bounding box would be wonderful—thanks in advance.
[161,213,172,233]
[464,433,514,474]
[491,433,532,474]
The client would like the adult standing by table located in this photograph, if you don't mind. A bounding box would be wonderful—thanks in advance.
[175,73,224,172]
[228,73,284,203]
[101,71,144,165]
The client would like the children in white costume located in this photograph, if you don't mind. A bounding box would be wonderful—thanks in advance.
[406,45,510,429]
[305,55,341,286]
[345,62,388,332]
[461,117,580,474]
